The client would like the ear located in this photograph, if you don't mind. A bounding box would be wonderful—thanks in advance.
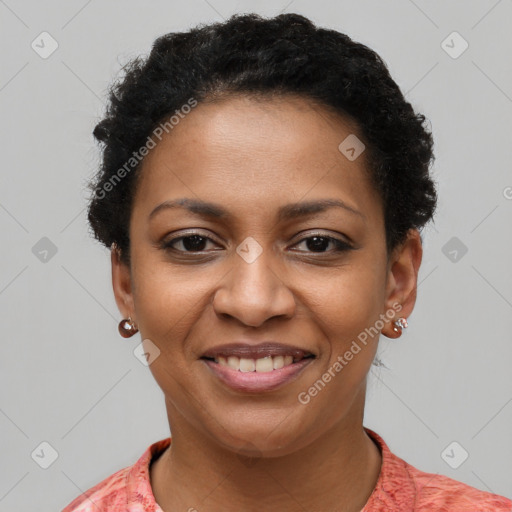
[111,244,136,322]
[381,229,423,338]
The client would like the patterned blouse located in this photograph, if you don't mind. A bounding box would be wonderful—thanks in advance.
[62,427,512,511]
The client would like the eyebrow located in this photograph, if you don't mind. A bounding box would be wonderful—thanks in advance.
[148,197,365,222]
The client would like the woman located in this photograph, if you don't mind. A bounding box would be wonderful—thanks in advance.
[63,12,512,512]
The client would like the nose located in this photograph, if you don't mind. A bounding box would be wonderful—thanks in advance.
[212,245,296,327]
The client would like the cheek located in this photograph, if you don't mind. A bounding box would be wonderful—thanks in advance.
[131,264,201,403]
[302,260,387,409]
[130,253,208,345]
[312,262,387,345]
[294,269,384,433]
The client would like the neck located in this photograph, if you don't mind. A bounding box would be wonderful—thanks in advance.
[151,391,382,512]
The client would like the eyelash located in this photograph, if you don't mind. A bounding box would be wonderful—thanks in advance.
[161,232,353,255]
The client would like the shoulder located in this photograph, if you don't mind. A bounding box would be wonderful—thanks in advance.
[363,427,512,512]
[408,464,512,512]
[61,465,131,512]
[61,438,171,512]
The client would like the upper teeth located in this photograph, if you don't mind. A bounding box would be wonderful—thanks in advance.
[215,355,294,372]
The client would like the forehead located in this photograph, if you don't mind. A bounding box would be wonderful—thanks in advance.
[133,94,381,225]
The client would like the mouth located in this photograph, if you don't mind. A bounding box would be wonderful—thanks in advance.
[200,342,316,392]
[201,353,315,372]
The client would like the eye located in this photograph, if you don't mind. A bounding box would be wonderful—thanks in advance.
[162,233,220,253]
[291,234,352,253]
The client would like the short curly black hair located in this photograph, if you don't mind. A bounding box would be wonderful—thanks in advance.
[87,12,437,266]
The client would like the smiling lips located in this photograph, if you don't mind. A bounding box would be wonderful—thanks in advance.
[201,342,315,391]
[201,342,315,372]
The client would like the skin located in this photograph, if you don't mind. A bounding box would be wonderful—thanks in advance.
[111,94,423,512]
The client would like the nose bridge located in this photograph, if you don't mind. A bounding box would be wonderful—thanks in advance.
[236,236,276,290]
[213,235,295,326]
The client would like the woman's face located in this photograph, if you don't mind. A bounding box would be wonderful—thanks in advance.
[112,94,421,456]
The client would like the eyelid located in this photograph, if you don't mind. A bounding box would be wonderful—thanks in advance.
[291,229,353,246]
[162,229,223,244]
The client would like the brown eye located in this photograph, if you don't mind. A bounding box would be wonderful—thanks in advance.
[163,234,218,252]
[293,235,352,253]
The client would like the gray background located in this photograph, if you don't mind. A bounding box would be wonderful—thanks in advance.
[0,1,511,510]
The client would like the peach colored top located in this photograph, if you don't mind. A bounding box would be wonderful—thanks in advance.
[62,427,512,511]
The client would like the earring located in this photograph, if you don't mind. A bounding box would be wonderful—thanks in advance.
[392,317,408,337]
[118,316,138,338]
